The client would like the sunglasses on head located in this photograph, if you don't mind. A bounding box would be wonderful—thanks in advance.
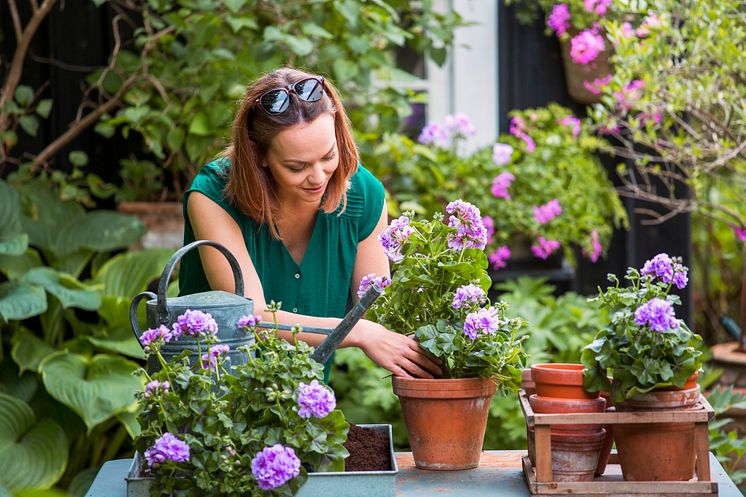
[255,76,325,115]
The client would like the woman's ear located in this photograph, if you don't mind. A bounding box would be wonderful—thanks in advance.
[248,139,266,167]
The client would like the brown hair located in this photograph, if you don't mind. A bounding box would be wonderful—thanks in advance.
[223,67,359,239]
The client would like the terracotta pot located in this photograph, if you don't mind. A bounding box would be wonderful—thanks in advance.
[117,201,184,250]
[531,363,598,400]
[559,30,614,105]
[522,368,536,396]
[529,394,605,433]
[548,429,607,482]
[614,384,701,481]
[392,376,496,470]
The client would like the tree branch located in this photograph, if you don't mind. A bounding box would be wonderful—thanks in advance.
[8,0,23,41]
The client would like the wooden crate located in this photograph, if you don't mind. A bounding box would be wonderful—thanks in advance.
[519,389,718,496]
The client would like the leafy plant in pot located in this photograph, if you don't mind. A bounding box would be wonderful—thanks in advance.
[365,200,528,470]
[132,306,352,496]
[582,253,704,481]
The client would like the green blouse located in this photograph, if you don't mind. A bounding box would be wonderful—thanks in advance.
[178,158,385,381]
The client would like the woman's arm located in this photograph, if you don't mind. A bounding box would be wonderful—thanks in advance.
[347,199,442,379]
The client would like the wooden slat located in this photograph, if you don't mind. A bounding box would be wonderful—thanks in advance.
[519,389,535,428]
[532,407,710,425]
[534,426,552,482]
[695,422,711,481]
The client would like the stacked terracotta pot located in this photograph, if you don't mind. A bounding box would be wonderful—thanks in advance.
[528,364,608,482]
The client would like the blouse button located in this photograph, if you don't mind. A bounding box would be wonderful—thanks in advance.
[294,273,301,279]
[292,307,298,313]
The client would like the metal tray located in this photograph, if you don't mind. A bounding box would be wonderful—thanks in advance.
[126,423,397,497]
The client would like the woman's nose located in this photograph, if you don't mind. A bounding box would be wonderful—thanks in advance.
[308,163,326,184]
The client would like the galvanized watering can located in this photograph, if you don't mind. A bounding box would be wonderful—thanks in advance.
[130,239,382,371]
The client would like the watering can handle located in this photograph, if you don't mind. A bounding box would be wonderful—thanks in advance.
[156,240,245,325]
[130,291,157,343]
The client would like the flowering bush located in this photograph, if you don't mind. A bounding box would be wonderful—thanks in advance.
[581,254,704,403]
[365,200,527,385]
[376,106,626,269]
[134,305,348,496]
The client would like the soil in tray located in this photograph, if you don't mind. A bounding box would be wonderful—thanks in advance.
[343,424,392,471]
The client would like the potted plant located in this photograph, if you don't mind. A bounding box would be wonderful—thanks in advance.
[582,253,705,481]
[130,304,388,496]
[503,0,661,104]
[364,200,528,470]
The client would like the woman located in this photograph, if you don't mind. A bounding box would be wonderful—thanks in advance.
[179,67,441,382]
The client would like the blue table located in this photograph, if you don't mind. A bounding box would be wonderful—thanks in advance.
[85,451,743,497]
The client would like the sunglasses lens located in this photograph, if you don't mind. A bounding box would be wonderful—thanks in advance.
[260,90,289,114]
[294,78,323,102]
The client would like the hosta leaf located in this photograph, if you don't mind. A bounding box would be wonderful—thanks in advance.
[11,329,58,374]
[0,394,67,491]
[54,211,145,257]
[20,268,101,310]
[40,352,142,431]
[0,249,42,279]
[93,248,173,297]
[0,282,47,322]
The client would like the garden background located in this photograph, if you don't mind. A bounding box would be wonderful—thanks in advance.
[0,0,744,495]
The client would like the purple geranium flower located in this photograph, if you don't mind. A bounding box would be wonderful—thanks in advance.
[533,199,562,225]
[452,284,487,309]
[640,253,674,283]
[296,379,336,419]
[570,29,605,65]
[418,122,450,147]
[172,309,218,339]
[201,344,230,371]
[482,215,495,242]
[140,325,173,350]
[251,445,301,490]
[634,297,680,333]
[379,216,414,263]
[357,273,391,299]
[445,113,476,137]
[237,314,263,329]
[489,245,511,270]
[144,433,190,467]
[531,237,561,260]
[445,200,488,250]
[463,307,500,340]
[547,3,571,36]
[492,143,514,165]
[144,380,170,398]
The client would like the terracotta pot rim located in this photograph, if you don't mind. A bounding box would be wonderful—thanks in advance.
[392,376,496,399]
[619,384,701,410]
[529,394,606,413]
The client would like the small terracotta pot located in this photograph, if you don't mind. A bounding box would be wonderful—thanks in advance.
[392,376,496,470]
[522,368,536,397]
[529,394,606,433]
[531,363,598,399]
[614,383,701,481]
[549,429,607,482]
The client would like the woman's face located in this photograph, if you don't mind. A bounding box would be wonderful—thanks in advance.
[265,113,339,206]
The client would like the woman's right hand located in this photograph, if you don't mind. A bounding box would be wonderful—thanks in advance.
[350,320,442,379]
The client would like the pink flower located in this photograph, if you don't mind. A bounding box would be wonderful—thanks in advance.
[620,22,635,38]
[492,143,514,165]
[639,111,662,126]
[560,115,581,138]
[583,74,612,96]
[584,229,603,262]
[547,3,570,36]
[521,134,536,152]
[491,172,515,200]
[584,0,611,16]
[734,225,746,242]
[489,246,511,270]
[531,237,561,260]
[509,116,536,153]
[636,12,661,38]
[445,113,476,137]
[570,29,606,65]
[533,199,562,225]
[615,79,644,111]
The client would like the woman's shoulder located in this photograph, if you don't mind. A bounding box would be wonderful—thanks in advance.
[186,157,231,200]
[334,163,385,239]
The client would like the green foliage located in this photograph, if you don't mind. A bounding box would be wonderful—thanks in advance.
[706,386,746,486]
[582,261,704,403]
[136,307,349,496]
[86,0,464,202]
[497,276,608,364]
[370,209,527,382]
[373,105,627,264]
[590,0,746,232]
[504,0,632,33]
[0,179,174,492]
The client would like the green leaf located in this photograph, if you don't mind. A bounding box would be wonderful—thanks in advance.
[0,394,67,491]
[0,233,28,256]
[18,180,85,256]
[0,181,24,253]
[18,116,39,137]
[188,113,210,136]
[20,268,101,310]
[301,24,333,40]
[223,0,246,13]
[225,17,257,33]
[86,323,145,359]
[285,36,314,56]
[94,248,172,298]
[11,329,57,374]
[54,211,145,257]
[68,151,88,167]
[0,282,47,322]
[35,99,53,119]
[166,127,185,151]
[14,86,34,107]
[40,352,142,431]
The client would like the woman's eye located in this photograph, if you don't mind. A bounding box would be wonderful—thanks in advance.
[322,153,336,162]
